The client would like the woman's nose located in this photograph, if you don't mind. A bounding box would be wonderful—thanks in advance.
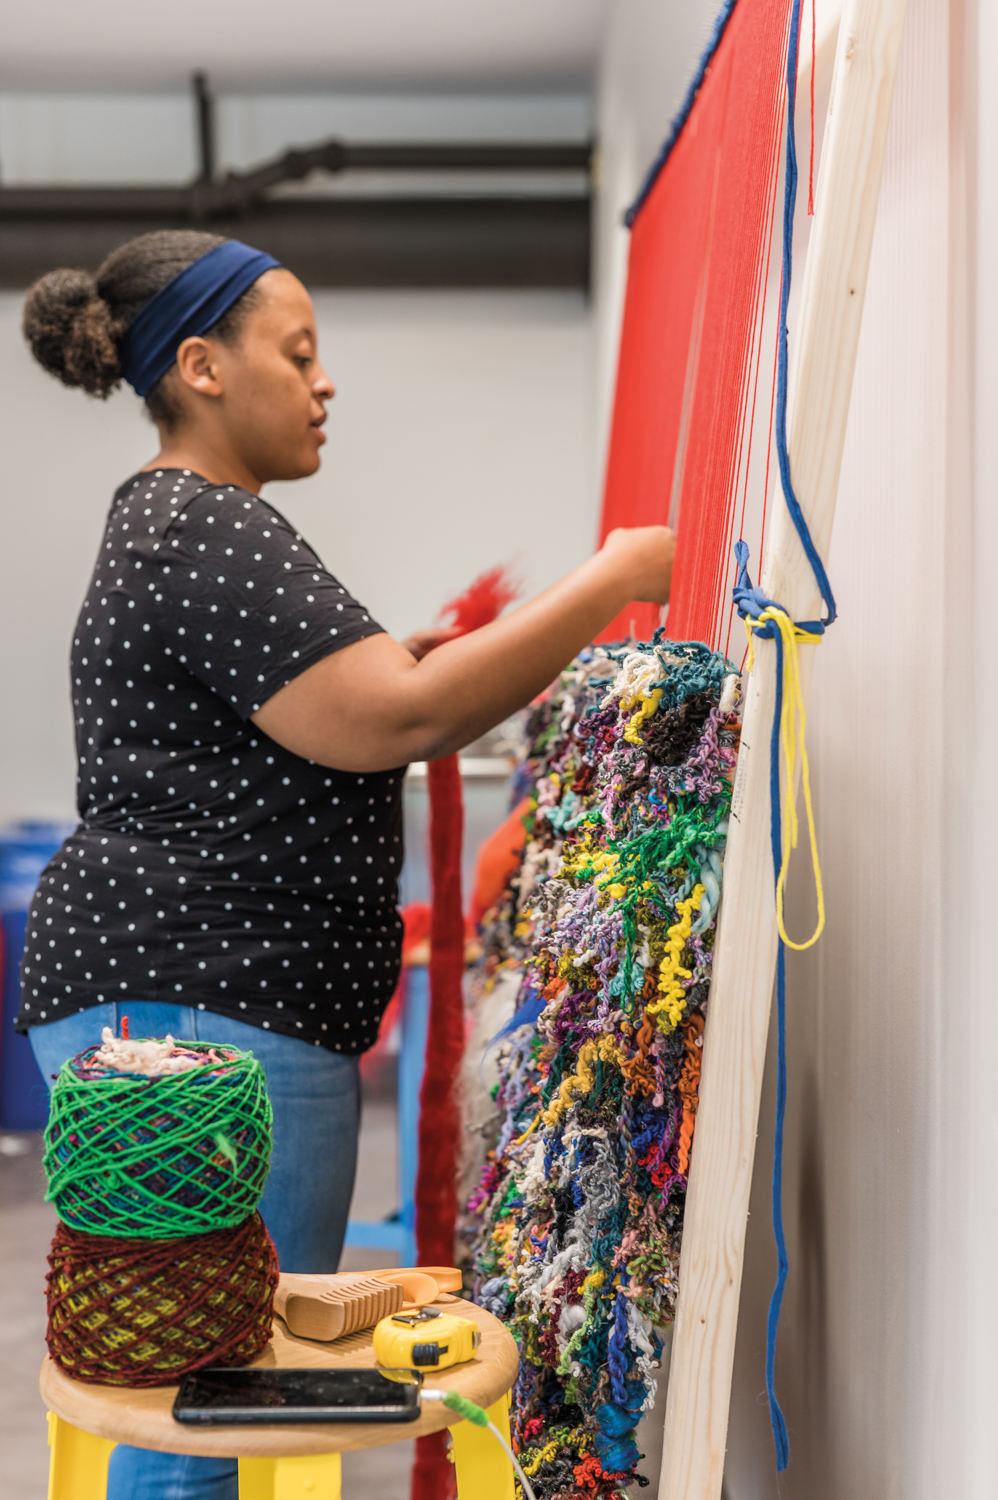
[314,365,336,400]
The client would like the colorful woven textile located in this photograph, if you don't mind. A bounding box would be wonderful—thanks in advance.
[466,637,740,1498]
[46,1210,278,1387]
[44,1039,272,1239]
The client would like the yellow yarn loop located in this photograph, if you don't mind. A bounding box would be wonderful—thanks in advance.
[647,884,704,1033]
[523,1440,560,1477]
[541,1039,598,1128]
[596,1034,628,1070]
[744,607,825,951]
[513,1113,541,1147]
[623,686,664,745]
[539,1034,633,1130]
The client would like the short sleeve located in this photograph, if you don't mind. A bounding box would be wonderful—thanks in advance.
[151,484,383,717]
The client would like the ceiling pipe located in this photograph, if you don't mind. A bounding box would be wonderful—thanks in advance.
[192,71,217,185]
[0,106,593,289]
[0,141,591,222]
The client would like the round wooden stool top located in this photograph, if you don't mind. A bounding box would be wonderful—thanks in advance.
[40,1295,519,1458]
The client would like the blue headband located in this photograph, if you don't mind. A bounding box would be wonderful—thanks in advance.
[119,240,282,397]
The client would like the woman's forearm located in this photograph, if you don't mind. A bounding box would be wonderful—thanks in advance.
[391,549,639,754]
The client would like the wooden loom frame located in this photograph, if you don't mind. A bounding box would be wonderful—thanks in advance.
[658,1,909,1495]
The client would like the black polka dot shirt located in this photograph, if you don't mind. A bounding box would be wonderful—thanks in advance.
[16,469,404,1053]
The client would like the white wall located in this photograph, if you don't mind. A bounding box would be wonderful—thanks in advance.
[0,289,594,825]
[0,90,592,185]
[725,1,958,1492]
[2,0,606,92]
[594,0,998,1495]
[963,0,998,1487]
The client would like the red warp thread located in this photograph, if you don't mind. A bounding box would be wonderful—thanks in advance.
[598,0,792,648]
[46,1211,278,1387]
[809,0,817,215]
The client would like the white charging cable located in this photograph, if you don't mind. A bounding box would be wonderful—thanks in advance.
[421,1388,537,1500]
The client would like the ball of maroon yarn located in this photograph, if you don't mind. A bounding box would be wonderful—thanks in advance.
[46,1211,279,1387]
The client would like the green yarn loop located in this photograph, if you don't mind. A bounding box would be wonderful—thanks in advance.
[443,1390,489,1427]
[43,1040,273,1240]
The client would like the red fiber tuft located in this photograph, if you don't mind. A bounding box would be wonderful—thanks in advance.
[120,1015,129,1041]
[438,563,520,637]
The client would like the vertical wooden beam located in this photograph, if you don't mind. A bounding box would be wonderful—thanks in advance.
[658,1,909,1495]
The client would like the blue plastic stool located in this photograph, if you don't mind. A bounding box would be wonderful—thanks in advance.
[344,963,429,1265]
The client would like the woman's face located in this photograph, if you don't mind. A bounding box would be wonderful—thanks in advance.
[180,268,335,484]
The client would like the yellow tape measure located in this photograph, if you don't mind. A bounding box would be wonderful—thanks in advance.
[373,1308,481,1371]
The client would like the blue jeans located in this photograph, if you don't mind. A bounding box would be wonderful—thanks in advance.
[32,1002,361,1500]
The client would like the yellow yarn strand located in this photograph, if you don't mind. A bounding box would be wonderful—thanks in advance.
[623,687,664,745]
[744,608,824,951]
[541,1039,598,1128]
[647,884,705,1033]
[537,1036,628,1131]
[522,1440,560,1477]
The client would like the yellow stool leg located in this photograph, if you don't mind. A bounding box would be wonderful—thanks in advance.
[47,1413,115,1500]
[451,1393,515,1500]
[238,1452,342,1500]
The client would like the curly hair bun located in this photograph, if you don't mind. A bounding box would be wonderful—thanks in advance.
[22,268,122,398]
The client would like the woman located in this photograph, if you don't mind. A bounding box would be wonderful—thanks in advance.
[18,229,674,1499]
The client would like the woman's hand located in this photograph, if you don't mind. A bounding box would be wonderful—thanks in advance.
[398,626,462,661]
[598,525,676,603]
[252,524,677,772]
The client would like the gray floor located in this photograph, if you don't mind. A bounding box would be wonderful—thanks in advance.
[0,1065,412,1500]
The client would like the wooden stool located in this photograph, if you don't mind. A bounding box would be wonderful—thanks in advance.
[42,1297,520,1499]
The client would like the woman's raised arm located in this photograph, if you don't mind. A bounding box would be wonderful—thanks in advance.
[252,525,675,772]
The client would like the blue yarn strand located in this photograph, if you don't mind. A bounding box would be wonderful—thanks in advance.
[765,631,791,1471]
[624,0,741,228]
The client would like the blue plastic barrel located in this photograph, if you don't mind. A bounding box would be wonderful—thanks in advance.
[343,963,428,1265]
[0,821,73,1129]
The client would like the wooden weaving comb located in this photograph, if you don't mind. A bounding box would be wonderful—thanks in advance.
[274,1273,404,1342]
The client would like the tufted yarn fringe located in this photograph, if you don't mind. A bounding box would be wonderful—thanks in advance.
[465,638,741,1498]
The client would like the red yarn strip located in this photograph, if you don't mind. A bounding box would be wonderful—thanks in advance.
[411,567,517,1500]
[411,1433,456,1500]
[416,753,466,1268]
[597,0,791,648]
[46,1211,278,1387]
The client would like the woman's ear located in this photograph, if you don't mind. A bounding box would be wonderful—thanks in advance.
[174,336,224,399]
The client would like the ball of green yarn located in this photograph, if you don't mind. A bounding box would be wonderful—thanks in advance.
[43,1040,273,1240]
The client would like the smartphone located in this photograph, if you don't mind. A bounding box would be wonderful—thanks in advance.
[172,1367,423,1425]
